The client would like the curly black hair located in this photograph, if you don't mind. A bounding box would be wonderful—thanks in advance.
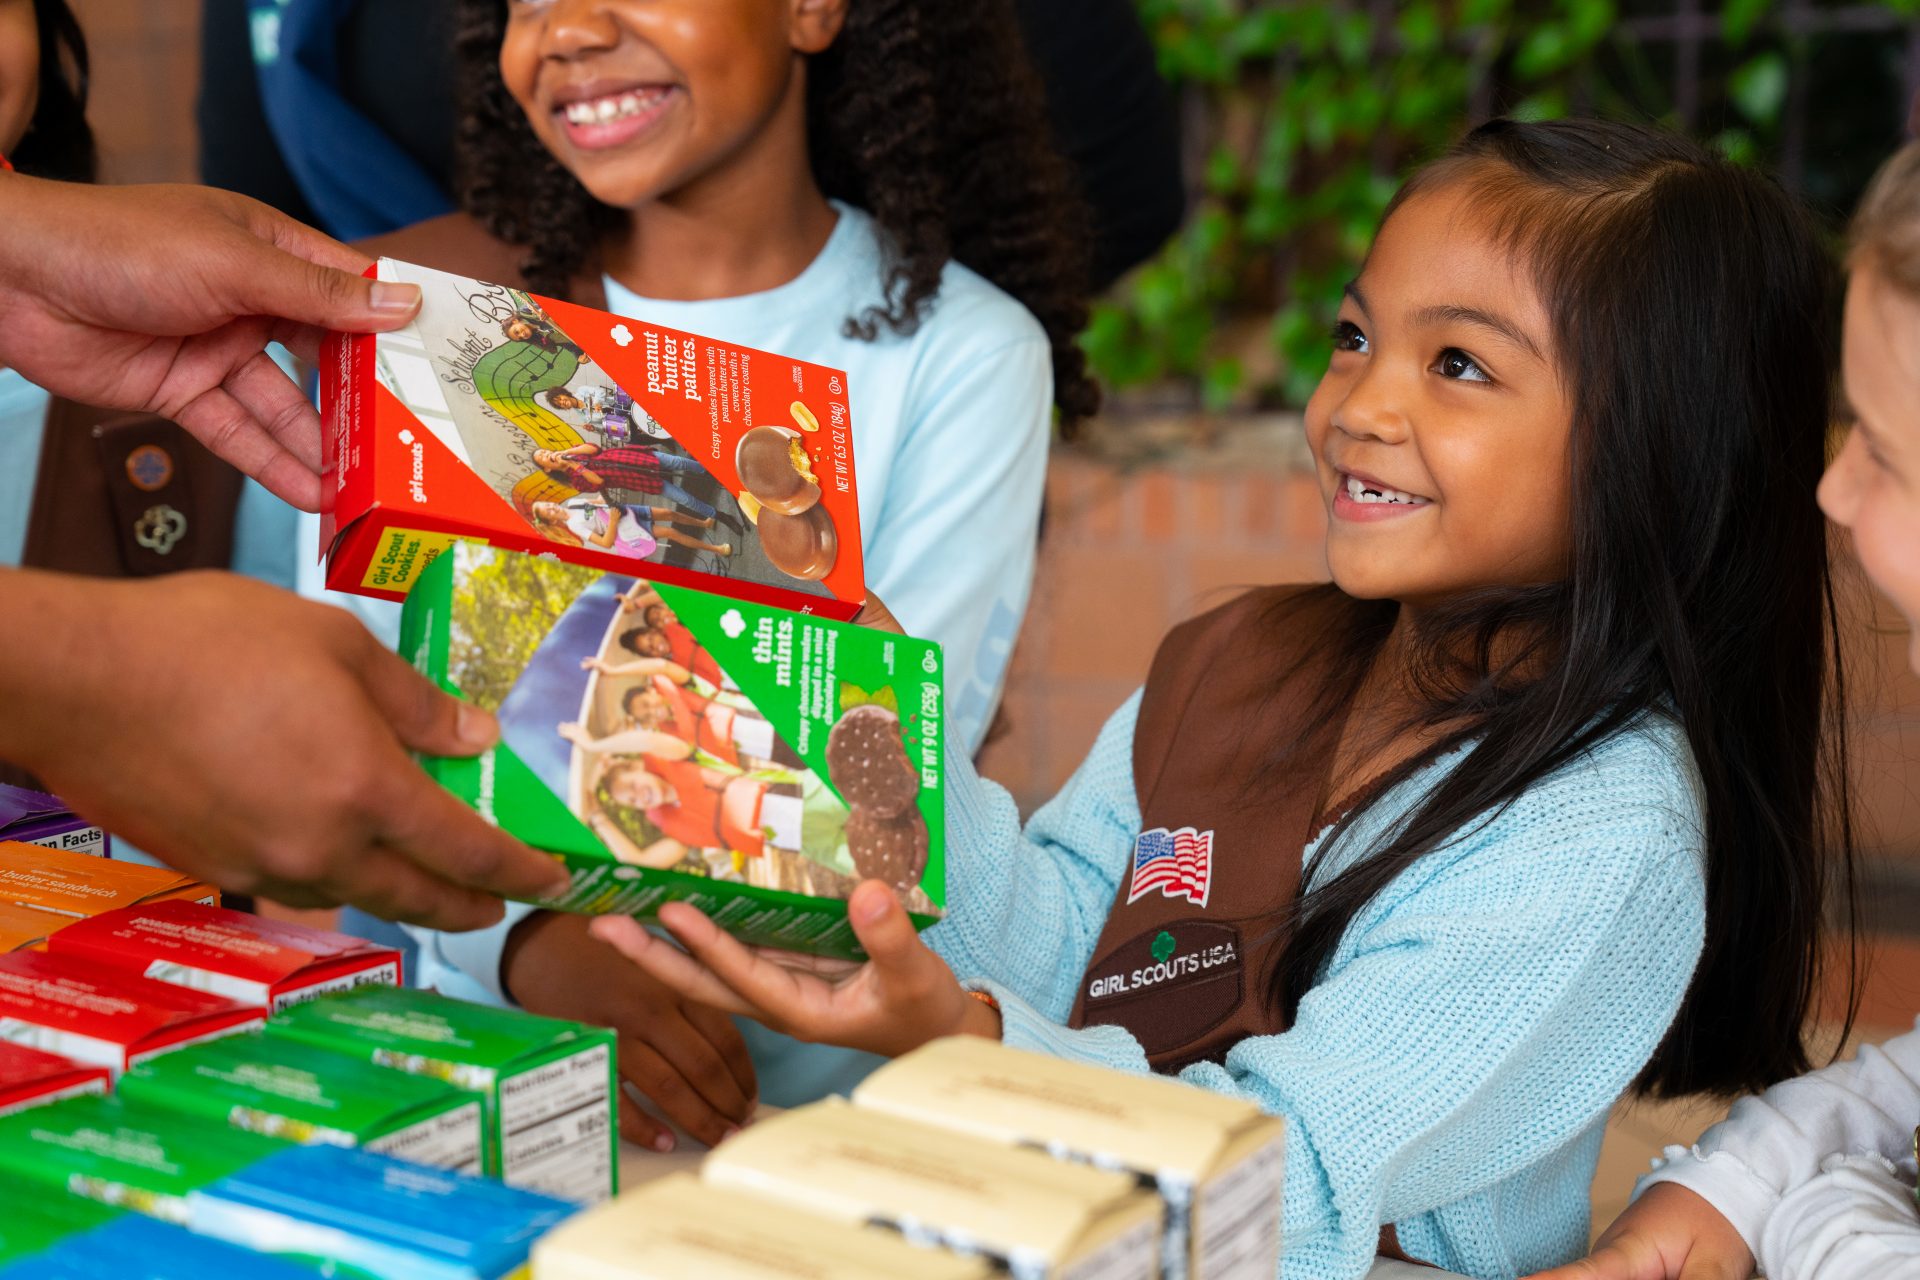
[10,0,96,183]
[453,0,1099,434]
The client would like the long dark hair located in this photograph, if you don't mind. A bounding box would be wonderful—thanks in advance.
[9,0,95,182]
[452,0,1099,433]
[1270,118,1856,1098]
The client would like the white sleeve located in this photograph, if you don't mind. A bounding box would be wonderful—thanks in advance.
[1637,1019,1920,1255]
[1756,1154,1920,1280]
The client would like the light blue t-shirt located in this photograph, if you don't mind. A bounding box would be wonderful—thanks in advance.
[0,369,52,565]
[373,204,1055,1104]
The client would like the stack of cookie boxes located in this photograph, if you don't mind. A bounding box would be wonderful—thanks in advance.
[0,891,617,1279]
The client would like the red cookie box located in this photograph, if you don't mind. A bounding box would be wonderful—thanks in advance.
[0,950,264,1077]
[0,1040,108,1116]
[47,901,403,1013]
[320,258,865,619]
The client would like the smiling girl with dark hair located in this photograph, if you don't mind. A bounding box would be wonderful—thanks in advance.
[592,117,1857,1278]
[396,0,1104,1147]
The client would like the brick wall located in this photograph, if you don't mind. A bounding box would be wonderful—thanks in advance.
[68,0,202,184]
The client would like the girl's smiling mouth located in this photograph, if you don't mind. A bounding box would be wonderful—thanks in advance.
[1332,469,1434,521]
[552,82,680,151]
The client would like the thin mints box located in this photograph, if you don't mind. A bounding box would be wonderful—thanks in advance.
[263,985,615,1204]
[399,543,944,961]
[116,1033,483,1175]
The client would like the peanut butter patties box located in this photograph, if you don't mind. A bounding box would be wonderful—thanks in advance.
[531,1173,992,1280]
[0,843,215,920]
[0,951,263,1076]
[399,543,944,961]
[321,258,864,619]
[701,1100,1163,1280]
[0,1041,109,1117]
[0,783,107,859]
[264,985,616,1204]
[856,1038,1286,1280]
[117,1035,484,1175]
[47,901,401,1012]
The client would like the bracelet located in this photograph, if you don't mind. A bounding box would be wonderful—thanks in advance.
[965,988,1000,1012]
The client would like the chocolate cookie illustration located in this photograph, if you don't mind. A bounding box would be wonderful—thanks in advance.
[735,426,821,515]
[757,505,838,581]
[846,805,929,894]
[826,705,918,817]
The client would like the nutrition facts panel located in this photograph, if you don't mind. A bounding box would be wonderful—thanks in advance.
[500,1043,615,1204]
[367,1099,485,1178]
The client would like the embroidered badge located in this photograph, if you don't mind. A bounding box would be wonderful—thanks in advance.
[125,444,174,493]
[1126,826,1215,908]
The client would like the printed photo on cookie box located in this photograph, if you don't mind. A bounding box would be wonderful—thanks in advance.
[399,543,943,961]
[321,258,863,619]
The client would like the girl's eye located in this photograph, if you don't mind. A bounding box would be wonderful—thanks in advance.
[1332,320,1369,354]
[1435,348,1491,383]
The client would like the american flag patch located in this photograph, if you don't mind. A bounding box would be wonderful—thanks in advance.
[1126,826,1215,908]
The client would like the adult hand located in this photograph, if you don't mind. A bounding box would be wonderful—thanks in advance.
[0,173,422,511]
[504,911,758,1152]
[1526,1183,1755,1280]
[0,568,571,930]
[587,881,1000,1059]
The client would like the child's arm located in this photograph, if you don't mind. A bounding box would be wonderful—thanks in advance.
[933,717,1709,1280]
[558,722,692,761]
[1583,1020,1920,1276]
[582,656,691,683]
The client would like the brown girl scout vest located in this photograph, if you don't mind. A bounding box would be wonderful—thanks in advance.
[1066,585,1425,1265]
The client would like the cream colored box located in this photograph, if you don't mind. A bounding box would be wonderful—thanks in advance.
[700,1099,1163,1280]
[853,1038,1285,1280]
[531,1173,991,1280]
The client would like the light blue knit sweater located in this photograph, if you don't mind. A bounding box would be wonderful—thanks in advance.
[925,691,1707,1280]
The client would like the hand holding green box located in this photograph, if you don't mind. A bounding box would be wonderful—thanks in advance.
[398,545,945,961]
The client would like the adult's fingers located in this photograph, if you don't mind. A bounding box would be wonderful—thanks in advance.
[321,842,507,932]
[170,382,323,512]
[366,764,572,906]
[356,640,500,760]
[228,234,421,336]
[244,198,375,277]
[222,347,324,472]
[618,1036,737,1149]
[683,998,759,1104]
[588,916,759,1017]
[618,1089,675,1155]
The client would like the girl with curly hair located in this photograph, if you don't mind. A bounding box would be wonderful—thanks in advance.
[388,0,1100,1147]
